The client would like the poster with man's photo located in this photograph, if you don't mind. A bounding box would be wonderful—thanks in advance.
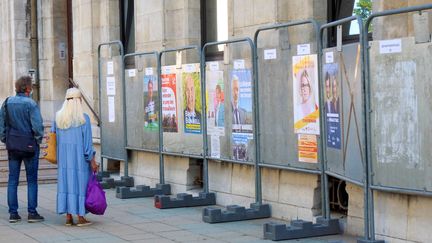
[182,64,201,134]
[232,133,253,161]
[324,63,341,149]
[230,69,253,133]
[206,70,225,136]
[161,66,178,133]
[143,75,159,132]
[292,55,320,135]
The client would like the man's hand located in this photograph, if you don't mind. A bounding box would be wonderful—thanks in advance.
[90,158,99,172]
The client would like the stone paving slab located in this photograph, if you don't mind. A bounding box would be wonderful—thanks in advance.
[0,184,356,242]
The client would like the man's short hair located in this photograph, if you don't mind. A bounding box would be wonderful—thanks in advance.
[15,76,32,93]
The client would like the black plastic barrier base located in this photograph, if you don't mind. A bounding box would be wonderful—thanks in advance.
[357,239,385,243]
[263,217,340,241]
[202,203,271,223]
[100,176,134,189]
[154,192,216,209]
[96,171,111,181]
[116,183,171,199]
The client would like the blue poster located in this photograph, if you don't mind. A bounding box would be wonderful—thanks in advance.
[324,63,341,149]
[230,69,253,133]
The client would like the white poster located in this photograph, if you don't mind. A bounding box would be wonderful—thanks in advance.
[106,76,116,96]
[107,61,114,75]
[210,136,221,158]
[108,96,115,123]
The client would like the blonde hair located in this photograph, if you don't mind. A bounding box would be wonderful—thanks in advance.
[55,88,86,129]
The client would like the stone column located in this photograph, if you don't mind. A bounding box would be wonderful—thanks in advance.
[0,0,32,101]
[37,0,69,121]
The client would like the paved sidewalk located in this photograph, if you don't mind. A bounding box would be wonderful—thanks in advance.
[0,184,356,242]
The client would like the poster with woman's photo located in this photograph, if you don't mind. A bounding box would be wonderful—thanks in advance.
[161,66,178,133]
[292,54,320,135]
[324,63,341,149]
[206,70,225,136]
[143,75,159,132]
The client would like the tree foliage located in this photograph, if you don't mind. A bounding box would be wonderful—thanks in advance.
[353,0,372,31]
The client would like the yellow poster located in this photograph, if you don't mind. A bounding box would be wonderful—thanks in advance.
[292,55,320,135]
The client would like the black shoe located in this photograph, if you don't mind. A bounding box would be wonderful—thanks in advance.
[28,213,44,223]
[9,214,21,223]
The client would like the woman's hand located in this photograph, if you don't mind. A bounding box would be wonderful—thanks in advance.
[90,158,99,172]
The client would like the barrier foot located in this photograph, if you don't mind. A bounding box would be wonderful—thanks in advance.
[116,183,171,199]
[96,171,111,181]
[202,203,271,223]
[100,176,134,189]
[263,217,340,241]
[154,192,216,209]
[357,238,385,243]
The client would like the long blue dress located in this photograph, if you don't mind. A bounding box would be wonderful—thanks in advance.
[53,113,95,216]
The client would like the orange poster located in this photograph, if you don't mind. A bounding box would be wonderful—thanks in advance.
[298,134,318,163]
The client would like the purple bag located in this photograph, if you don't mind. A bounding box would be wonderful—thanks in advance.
[85,173,107,215]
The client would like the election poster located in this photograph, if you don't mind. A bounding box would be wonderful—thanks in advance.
[143,74,159,132]
[230,69,253,133]
[298,134,318,163]
[182,64,201,134]
[292,54,320,135]
[232,133,253,161]
[206,70,225,136]
[161,66,178,133]
[324,63,341,149]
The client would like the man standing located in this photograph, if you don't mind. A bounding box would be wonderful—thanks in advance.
[0,76,45,223]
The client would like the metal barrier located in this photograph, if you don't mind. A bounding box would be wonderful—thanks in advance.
[255,20,340,240]
[116,51,171,199]
[154,45,216,209]
[97,41,134,189]
[320,16,375,243]
[363,4,432,243]
[201,38,271,223]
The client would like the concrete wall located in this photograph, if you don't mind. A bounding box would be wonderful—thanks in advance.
[347,183,432,243]
[373,0,432,40]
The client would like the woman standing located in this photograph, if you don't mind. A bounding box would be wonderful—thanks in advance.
[53,88,98,226]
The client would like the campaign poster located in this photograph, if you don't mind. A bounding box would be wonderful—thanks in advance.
[143,75,159,132]
[230,69,253,133]
[292,54,320,135]
[182,64,201,134]
[232,133,253,161]
[161,66,178,133]
[206,70,225,136]
[324,63,341,149]
[298,134,318,163]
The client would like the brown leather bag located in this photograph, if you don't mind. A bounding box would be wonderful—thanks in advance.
[43,132,57,164]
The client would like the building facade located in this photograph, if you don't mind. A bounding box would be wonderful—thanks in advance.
[1,0,432,242]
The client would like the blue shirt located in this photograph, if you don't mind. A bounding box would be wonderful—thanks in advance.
[0,93,44,144]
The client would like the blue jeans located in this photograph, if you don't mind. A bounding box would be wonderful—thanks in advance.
[7,147,39,214]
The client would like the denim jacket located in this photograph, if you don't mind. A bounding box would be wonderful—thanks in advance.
[0,93,44,144]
